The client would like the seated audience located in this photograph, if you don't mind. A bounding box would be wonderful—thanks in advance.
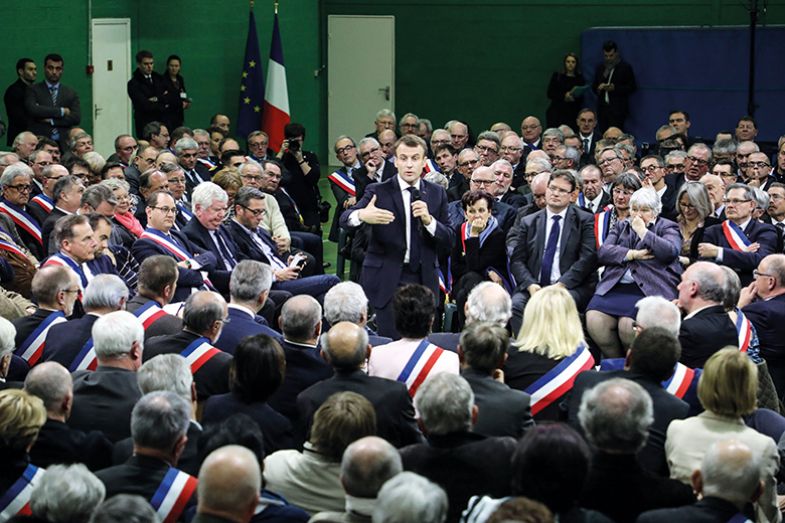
[372,472,448,523]
[504,286,594,421]
[194,445,262,523]
[89,494,160,523]
[675,181,718,266]
[125,255,183,340]
[323,281,392,347]
[665,348,780,523]
[24,463,105,523]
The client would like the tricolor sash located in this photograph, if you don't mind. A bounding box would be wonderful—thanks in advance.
[140,229,191,261]
[0,464,45,520]
[577,192,586,208]
[525,343,594,416]
[722,220,752,252]
[133,300,169,330]
[197,157,216,169]
[662,362,696,399]
[396,339,446,397]
[16,311,66,365]
[69,338,98,372]
[328,169,356,197]
[29,194,54,214]
[0,238,27,259]
[422,159,441,175]
[0,201,42,245]
[437,268,449,297]
[43,253,88,287]
[594,207,613,248]
[149,467,198,523]
[734,308,752,353]
[176,201,193,222]
[181,337,222,374]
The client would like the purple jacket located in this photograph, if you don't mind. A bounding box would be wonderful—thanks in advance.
[596,217,683,300]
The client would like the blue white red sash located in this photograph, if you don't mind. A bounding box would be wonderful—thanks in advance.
[140,228,191,261]
[16,311,66,365]
[133,300,169,330]
[176,201,193,222]
[0,200,42,245]
[422,159,441,175]
[328,169,356,197]
[396,339,447,397]
[69,338,98,372]
[734,308,752,353]
[662,362,696,399]
[43,253,88,287]
[594,206,613,248]
[437,268,450,297]
[525,343,594,416]
[181,336,222,373]
[0,238,27,259]
[197,157,216,169]
[0,464,45,520]
[149,467,198,523]
[722,220,752,252]
[29,194,54,214]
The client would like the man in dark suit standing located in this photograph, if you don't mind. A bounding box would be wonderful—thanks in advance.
[459,322,532,439]
[215,260,281,355]
[677,261,738,368]
[68,310,144,442]
[700,183,778,285]
[592,40,636,132]
[567,327,689,477]
[739,254,785,399]
[340,134,454,338]
[127,51,170,138]
[508,170,598,333]
[297,321,421,448]
[4,58,36,147]
[637,439,764,523]
[24,54,80,145]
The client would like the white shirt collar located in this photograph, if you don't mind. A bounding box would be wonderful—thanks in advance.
[397,175,421,192]
[546,207,568,220]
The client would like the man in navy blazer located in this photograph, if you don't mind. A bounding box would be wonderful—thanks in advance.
[700,183,778,285]
[215,260,281,355]
[181,182,241,273]
[740,254,785,399]
[340,135,454,338]
[508,170,598,332]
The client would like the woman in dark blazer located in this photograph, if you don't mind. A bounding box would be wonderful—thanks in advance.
[450,190,510,329]
[545,52,587,129]
[161,55,189,131]
[675,181,720,267]
[201,334,294,454]
[587,187,683,358]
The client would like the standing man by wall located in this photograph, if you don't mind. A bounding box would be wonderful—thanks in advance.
[24,54,80,146]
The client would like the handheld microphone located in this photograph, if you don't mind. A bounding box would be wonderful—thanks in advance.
[410,187,423,233]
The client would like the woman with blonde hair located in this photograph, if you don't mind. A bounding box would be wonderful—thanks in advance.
[503,286,594,421]
[0,389,47,508]
[211,168,243,219]
[665,348,779,523]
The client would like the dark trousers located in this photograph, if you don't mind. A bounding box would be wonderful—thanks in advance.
[373,267,423,340]
[291,231,324,273]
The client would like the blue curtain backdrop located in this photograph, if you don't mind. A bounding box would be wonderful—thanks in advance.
[580,26,785,143]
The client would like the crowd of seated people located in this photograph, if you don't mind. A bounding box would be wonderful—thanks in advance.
[3,48,785,523]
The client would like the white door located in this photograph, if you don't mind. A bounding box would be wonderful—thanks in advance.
[91,18,132,158]
[327,15,395,149]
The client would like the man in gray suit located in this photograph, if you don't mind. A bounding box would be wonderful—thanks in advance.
[508,169,598,333]
[24,54,80,145]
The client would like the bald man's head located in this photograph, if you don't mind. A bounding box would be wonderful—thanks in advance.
[24,361,73,416]
[280,295,322,342]
[198,445,260,522]
[321,322,369,371]
[340,436,402,498]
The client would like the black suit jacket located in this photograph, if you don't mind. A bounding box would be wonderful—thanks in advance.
[214,306,282,355]
[400,432,517,523]
[203,392,295,455]
[637,497,748,523]
[68,366,142,442]
[353,161,397,201]
[96,454,197,514]
[126,295,183,341]
[447,175,469,203]
[4,79,29,146]
[127,69,170,137]
[461,368,533,438]
[566,369,689,477]
[30,418,113,471]
[500,191,526,209]
[181,218,240,270]
[42,313,98,369]
[450,225,508,284]
[297,369,422,449]
[509,205,597,303]
[225,219,272,263]
[144,331,232,401]
[659,178,679,222]
[42,208,68,255]
[111,421,202,476]
[702,219,778,285]
[679,305,738,368]
[24,81,81,140]
[340,177,454,309]
[742,293,785,363]
[12,308,54,354]
[268,339,333,423]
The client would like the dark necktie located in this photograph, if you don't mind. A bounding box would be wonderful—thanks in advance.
[213,230,236,269]
[582,138,590,152]
[540,215,562,287]
[406,187,421,271]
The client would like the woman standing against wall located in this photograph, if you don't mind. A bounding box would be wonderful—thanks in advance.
[545,52,587,130]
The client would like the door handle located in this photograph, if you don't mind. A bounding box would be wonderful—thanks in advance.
[378,86,390,101]
[94,105,102,119]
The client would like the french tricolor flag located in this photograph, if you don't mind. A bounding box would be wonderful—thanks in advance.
[261,10,290,152]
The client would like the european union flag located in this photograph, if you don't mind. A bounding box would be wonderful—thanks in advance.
[237,10,265,138]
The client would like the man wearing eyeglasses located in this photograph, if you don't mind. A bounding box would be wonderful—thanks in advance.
[107,134,137,168]
[0,162,45,259]
[353,137,397,201]
[744,152,775,191]
[765,183,785,253]
[597,147,624,188]
[738,254,785,399]
[447,149,480,202]
[175,137,206,198]
[125,144,159,198]
[491,160,525,209]
[682,143,712,184]
[700,183,778,285]
[474,132,500,167]
[641,155,678,221]
[446,166,517,232]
